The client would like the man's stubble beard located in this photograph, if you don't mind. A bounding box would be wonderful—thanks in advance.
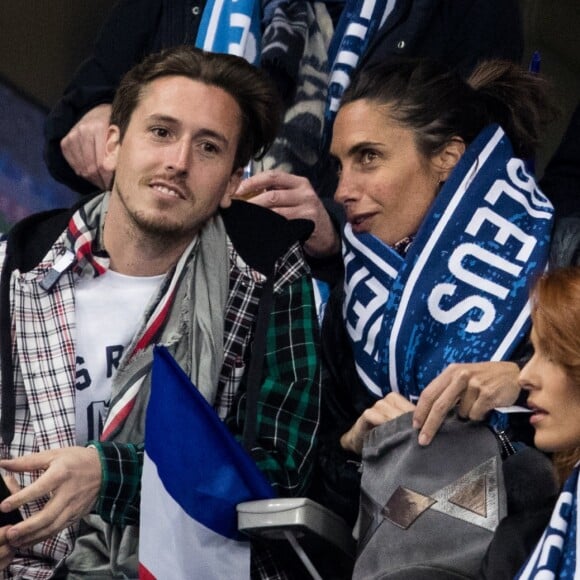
[116,183,199,246]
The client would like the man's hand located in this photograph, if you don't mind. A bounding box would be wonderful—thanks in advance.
[413,361,521,446]
[0,474,19,570]
[340,392,416,455]
[0,526,15,571]
[0,447,101,548]
[234,170,340,258]
[60,103,113,190]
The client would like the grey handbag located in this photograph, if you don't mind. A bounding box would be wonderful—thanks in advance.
[353,412,507,580]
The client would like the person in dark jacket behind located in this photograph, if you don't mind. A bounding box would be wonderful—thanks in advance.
[44,0,526,264]
[540,100,580,223]
[0,46,321,579]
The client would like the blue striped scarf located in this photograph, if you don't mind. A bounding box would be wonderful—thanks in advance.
[516,467,579,579]
[323,0,398,148]
[196,0,400,151]
[343,125,554,401]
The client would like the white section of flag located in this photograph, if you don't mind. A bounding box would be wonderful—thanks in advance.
[139,452,251,579]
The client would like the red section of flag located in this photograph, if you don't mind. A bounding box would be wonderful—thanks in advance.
[139,563,156,580]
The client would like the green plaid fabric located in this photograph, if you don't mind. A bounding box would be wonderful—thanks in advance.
[227,276,321,495]
[89,441,143,526]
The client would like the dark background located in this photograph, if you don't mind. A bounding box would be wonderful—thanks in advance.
[0,0,578,223]
[0,1,118,109]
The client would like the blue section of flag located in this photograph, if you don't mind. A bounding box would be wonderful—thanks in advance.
[145,346,275,540]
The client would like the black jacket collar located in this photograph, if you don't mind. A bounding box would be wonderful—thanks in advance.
[221,200,313,275]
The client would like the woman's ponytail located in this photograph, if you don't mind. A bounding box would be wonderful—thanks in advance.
[467,60,557,159]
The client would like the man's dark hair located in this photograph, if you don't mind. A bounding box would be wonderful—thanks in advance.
[111,45,282,169]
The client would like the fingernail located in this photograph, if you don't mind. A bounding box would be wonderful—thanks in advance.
[0,501,12,512]
[418,433,429,446]
[412,419,420,430]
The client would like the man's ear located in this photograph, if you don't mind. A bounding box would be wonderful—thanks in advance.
[102,125,121,173]
[220,167,244,209]
[431,137,466,182]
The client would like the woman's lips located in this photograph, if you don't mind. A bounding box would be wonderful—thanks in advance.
[349,213,374,233]
[527,403,548,426]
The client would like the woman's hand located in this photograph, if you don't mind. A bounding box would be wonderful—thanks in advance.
[235,170,340,258]
[413,361,521,446]
[340,392,416,455]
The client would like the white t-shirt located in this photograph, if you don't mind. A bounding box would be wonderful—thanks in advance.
[74,270,164,444]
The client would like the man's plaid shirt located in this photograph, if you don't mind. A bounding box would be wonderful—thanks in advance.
[0,196,321,579]
[92,257,321,579]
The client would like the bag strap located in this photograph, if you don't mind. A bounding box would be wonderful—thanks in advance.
[242,270,275,452]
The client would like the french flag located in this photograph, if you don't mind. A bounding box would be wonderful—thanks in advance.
[139,346,275,579]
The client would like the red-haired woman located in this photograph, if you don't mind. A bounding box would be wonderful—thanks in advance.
[482,267,580,578]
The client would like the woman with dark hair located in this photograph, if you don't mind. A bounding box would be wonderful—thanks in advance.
[481,267,580,578]
[312,57,578,530]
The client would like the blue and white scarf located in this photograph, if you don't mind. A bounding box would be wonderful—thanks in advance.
[343,125,554,400]
[516,466,579,579]
[196,0,262,65]
[323,0,398,148]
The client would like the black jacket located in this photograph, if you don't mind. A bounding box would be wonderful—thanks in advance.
[540,101,580,222]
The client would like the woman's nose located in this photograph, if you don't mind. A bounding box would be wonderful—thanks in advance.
[518,354,538,391]
[334,170,354,204]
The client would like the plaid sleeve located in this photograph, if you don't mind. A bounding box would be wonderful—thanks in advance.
[227,275,321,496]
[87,440,143,526]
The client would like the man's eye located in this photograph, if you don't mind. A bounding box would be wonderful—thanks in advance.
[201,142,219,154]
[151,127,170,138]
